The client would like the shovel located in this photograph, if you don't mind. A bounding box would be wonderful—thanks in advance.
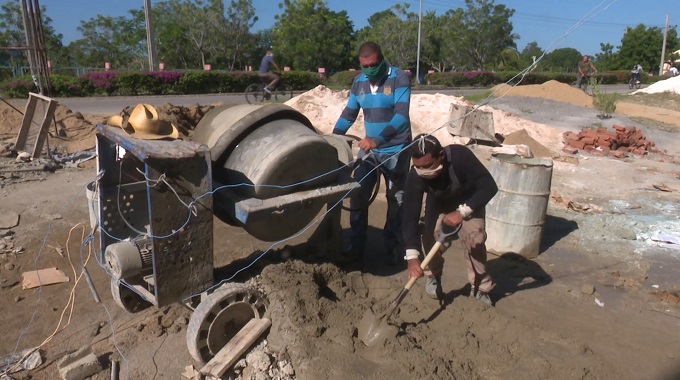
[358,222,462,346]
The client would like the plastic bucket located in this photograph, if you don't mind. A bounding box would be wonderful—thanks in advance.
[86,181,99,230]
[485,154,553,258]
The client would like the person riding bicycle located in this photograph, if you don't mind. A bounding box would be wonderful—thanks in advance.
[630,63,643,84]
[258,50,280,97]
[576,55,597,89]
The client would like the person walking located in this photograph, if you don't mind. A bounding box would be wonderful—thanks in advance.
[258,50,280,96]
[332,41,412,265]
[402,134,498,305]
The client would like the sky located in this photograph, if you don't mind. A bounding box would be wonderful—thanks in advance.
[38,0,679,57]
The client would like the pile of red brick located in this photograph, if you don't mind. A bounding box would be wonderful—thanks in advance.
[561,125,658,158]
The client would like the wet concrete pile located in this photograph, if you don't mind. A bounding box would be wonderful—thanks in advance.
[561,125,659,158]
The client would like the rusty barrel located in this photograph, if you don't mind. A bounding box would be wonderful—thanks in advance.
[485,154,554,259]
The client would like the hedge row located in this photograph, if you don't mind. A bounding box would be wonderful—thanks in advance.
[0,69,666,98]
[423,70,661,87]
[0,70,323,98]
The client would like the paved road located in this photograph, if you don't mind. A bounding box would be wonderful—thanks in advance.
[15,84,639,115]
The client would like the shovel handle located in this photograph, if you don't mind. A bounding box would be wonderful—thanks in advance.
[404,240,443,291]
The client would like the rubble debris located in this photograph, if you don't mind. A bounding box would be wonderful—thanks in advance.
[200,318,272,379]
[21,267,70,289]
[581,284,595,295]
[0,211,19,229]
[562,125,658,157]
[56,346,103,380]
[0,348,42,375]
[652,184,672,192]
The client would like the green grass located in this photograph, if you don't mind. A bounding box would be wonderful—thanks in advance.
[463,89,493,104]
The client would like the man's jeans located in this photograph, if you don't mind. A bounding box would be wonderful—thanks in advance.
[349,149,410,258]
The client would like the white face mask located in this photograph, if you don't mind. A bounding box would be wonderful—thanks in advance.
[415,164,443,179]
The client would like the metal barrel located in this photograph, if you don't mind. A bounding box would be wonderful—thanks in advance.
[485,154,554,258]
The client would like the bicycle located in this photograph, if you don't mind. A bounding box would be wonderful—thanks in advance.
[628,73,641,90]
[577,73,594,95]
[245,75,293,104]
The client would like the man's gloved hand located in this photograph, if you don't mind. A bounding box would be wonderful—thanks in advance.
[434,212,462,243]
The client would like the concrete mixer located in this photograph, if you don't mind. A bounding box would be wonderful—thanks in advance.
[92,103,358,365]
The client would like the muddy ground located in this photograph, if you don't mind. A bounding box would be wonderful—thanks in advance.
[1,85,680,380]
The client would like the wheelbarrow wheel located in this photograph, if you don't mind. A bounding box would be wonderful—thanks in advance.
[186,283,268,365]
[110,277,152,313]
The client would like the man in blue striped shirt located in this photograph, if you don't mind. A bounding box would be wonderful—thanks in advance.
[332,41,412,266]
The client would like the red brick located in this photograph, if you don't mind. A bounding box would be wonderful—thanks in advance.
[600,146,611,154]
[608,150,625,158]
[636,139,646,147]
[624,126,636,134]
[632,149,646,155]
[612,125,625,131]
[597,127,608,134]
[617,146,628,152]
[581,137,595,145]
[562,146,578,154]
[569,140,586,149]
[596,140,611,148]
[584,145,596,152]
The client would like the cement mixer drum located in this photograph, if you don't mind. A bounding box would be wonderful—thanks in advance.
[192,104,342,241]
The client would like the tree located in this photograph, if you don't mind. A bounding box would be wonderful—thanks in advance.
[0,2,68,67]
[615,24,679,72]
[206,0,258,70]
[356,4,417,69]
[595,42,617,71]
[539,47,582,72]
[455,0,517,70]
[272,0,355,71]
[69,11,146,69]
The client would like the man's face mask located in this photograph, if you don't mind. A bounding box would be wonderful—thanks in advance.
[415,164,443,179]
[361,60,387,81]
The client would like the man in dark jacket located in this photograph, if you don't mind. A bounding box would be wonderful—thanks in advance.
[402,134,498,305]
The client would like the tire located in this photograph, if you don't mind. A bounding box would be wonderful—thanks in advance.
[274,84,293,102]
[186,283,267,365]
[245,83,263,104]
[110,277,152,313]
[635,82,641,90]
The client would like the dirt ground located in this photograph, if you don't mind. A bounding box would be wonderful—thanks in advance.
[1,82,680,380]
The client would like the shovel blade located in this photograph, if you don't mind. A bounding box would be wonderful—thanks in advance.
[358,307,398,346]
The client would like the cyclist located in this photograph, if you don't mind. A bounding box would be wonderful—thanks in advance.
[630,63,643,86]
[575,55,597,90]
[258,50,280,97]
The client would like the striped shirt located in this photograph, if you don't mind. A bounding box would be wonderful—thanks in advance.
[332,66,412,153]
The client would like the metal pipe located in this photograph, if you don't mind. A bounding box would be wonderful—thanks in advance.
[110,360,119,380]
[81,266,101,303]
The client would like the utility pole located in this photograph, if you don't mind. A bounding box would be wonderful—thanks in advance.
[19,0,36,76]
[144,0,156,71]
[415,0,422,84]
[659,14,669,76]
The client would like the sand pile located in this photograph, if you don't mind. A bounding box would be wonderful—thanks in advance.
[633,75,680,95]
[286,85,563,152]
[490,80,593,107]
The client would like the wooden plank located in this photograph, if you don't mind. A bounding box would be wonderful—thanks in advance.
[199,318,272,378]
[14,95,38,150]
[31,97,57,158]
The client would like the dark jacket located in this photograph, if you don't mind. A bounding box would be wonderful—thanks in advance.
[402,145,498,252]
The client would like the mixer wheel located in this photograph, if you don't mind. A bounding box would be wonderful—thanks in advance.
[110,277,152,313]
[186,283,268,365]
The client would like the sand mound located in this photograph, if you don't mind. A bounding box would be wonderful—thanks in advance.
[286,85,562,151]
[633,75,680,95]
[491,80,593,108]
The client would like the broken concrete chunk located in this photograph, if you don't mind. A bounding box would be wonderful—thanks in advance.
[57,346,103,380]
[580,284,595,295]
[0,211,19,229]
